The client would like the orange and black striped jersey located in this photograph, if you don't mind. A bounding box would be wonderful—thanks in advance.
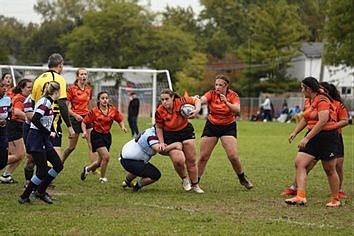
[83,105,123,134]
[67,84,92,116]
[333,100,348,134]
[303,94,337,131]
[155,96,194,131]
[203,89,240,125]
[11,93,26,122]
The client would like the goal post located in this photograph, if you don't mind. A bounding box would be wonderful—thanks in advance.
[0,65,172,124]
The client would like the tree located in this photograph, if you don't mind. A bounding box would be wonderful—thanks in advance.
[0,16,28,64]
[237,1,309,95]
[324,0,354,67]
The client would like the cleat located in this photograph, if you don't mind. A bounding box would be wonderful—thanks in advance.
[326,197,341,207]
[338,191,347,199]
[80,166,89,181]
[18,197,31,204]
[99,177,108,183]
[281,188,297,196]
[191,184,204,194]
[132,182,142,192]
[0,175,18,184]
[239,177,253,190]
[122,180,134,188]
[182,178,192,191]
[34,191,53,204]
[285,196,307,205]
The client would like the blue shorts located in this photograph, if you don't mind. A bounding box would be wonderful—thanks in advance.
[120,157,161,181]
[26,129,53,153]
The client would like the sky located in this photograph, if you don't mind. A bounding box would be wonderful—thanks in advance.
[0,0,202,24]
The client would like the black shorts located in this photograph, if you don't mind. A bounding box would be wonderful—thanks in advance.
[163,123,195,145]
[7,120,24,141]
[70,115,92,134]
[120,158,161,181]
[299,130,339,161]
[91,130,112,152]
[337,133,344,157]
[201,120,237,138]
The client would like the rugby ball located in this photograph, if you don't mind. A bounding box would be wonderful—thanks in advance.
[180,104,195,117]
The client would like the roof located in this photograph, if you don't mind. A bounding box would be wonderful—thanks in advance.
[299,42,324,58]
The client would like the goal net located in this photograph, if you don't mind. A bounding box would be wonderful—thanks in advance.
[0,65,172,123]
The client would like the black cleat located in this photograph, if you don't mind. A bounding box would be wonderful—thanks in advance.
[18,197,31,204]
[34,191,53,204]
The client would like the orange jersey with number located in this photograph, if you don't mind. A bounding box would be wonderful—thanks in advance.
[11,93,26,122]
[155,96,194,131]
[67,84,92,116]
[303,94,337,131]
[203,89,240,125]
[83,105,123,134]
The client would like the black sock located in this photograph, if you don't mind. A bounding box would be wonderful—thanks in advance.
[237,172,245,180]
[37,174,55,194]
[24,166,34,181]
[21,181,37,199]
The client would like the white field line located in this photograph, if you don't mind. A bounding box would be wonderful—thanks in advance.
[271,218,344,229]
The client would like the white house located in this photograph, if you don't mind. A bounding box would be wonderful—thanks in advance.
[288,42,354,97]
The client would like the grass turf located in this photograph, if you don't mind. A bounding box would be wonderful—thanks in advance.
[0,118,353,235]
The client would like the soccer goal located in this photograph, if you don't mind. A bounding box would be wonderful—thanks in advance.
[0,65,172,123]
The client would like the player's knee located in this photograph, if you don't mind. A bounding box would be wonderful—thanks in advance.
[151,170,161,181]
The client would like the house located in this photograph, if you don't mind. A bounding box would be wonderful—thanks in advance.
[288,42,354,97]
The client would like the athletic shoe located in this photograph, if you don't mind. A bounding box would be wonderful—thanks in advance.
[80,166,89,181]
[239,177,253,190]
[18,197,31,204]
[191,184,204,194]
[182,178,192,191]
[338,191,347,199]
[99,177,108,183]
[281,188,297,196]
[326,197,341,207]
[0,175,18,184]
[34,191,53,204]
[122,180,134,188]
[285,196,307,205]
[132,182,142,192]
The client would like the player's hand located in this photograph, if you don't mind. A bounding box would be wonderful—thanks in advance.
[49,132,56,138]
[75,114,83,122]
[121,127,128,133]
[219,94,227,103]
[82,132,87,139]
[68,127,75,138]
[298,137,309,149]
[288,132,296,143]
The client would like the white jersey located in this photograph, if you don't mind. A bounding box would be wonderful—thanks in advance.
[121,127,159,163]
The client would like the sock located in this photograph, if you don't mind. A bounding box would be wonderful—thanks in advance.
[37,174,55,194]
[290,184,297,190]
[237,172,245,180]
[20,181,38,199]
[2,172,11,177]
[24,166,34,181]
[297,190,306,198]
[125,177,132,186]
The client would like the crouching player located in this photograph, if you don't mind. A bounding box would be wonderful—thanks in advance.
[120,126,182,191]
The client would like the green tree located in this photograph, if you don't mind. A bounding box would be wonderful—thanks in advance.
[324,0,354,67]
[174,52,208,95]
[0,16,28,64]
[237,1,309,95]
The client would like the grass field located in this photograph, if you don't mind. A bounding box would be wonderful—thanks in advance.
[0,118,353,235]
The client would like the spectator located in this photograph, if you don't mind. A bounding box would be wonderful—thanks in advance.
[128,92,140,137]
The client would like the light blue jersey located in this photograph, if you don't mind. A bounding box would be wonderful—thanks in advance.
[121,127,159,163]
[23,94,33,125]
[30,97,54,131]
[0,95,11,120]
